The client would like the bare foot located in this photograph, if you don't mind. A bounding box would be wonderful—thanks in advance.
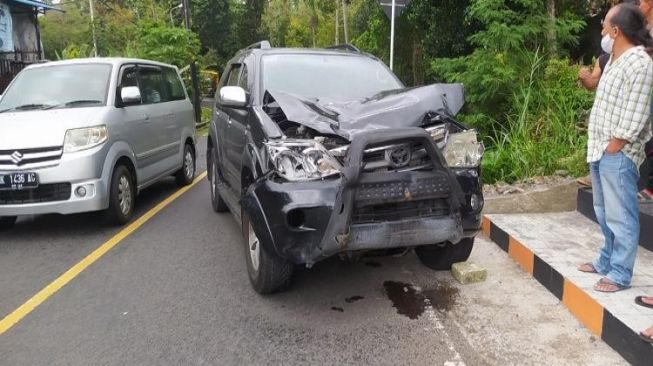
[639,325,653,343]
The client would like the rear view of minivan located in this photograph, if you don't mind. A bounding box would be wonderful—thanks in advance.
[0,58,196,229]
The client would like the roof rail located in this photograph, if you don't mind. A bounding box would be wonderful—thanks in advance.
[326,44,361,53]
[238,40,272,54]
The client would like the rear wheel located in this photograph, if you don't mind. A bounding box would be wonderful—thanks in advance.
[243,214,293,294]
[0,216,17,230]
[208,149,229,213]
[175,143,195,186]
[107,165,135,225]
[415,237,475,270]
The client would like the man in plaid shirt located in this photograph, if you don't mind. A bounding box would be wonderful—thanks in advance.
[578,4,653,292]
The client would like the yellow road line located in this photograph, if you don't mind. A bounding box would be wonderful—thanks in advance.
[0,171,208,335]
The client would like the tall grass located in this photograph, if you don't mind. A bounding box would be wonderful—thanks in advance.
[480,53,593,183]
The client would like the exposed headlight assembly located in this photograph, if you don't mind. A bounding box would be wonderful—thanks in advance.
[442,129,484,168]
[64,125,108,153]
[266,140,342,181]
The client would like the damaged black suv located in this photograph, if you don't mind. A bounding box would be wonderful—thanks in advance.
[207,41,484,294]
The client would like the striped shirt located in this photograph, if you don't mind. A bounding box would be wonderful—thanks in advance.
[588,46,653,167]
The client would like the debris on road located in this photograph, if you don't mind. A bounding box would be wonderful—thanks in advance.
[451,262,487,285]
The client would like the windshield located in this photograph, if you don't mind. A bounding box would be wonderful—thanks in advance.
[0,63,112,112]
[262,54,403,101]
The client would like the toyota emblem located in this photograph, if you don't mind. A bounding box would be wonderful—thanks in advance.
[386,145,411,168]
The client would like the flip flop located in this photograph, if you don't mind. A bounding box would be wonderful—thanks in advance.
[594,277,629,293]
[635,296,653,309]
[578,262,598,273]
[639,331,653,344]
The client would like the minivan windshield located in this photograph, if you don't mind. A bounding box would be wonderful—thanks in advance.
[262,54,403,101]
[0,63,112,113]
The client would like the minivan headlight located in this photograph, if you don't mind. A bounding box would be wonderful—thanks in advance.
[266,140,342,181]
[64,125,108,153]
[442,130,484,168]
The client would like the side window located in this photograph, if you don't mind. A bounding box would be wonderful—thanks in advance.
[118,66,141,105]
[163,67,186,101]
[139,67,168,104]
[238,66,248,91]
[226,64,242,86]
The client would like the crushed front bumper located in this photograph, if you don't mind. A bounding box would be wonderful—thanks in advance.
[242,128,483,265]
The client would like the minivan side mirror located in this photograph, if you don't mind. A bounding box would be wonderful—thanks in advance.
[120,86,141,106]
[219,86,247,109]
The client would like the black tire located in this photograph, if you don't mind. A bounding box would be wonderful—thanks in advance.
[0,216,17,230]
[208,148,229,213]
[107,165,135,225]
[415,237,475,270]
[175,143,196,187]
[243,213,293,294]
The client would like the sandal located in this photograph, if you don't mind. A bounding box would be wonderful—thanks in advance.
[635,296,653,309]
[640,331,653,344]
[593,277,629,293]
[578,262,598,273]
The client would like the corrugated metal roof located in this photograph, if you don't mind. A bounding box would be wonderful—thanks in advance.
[8,0,60,11]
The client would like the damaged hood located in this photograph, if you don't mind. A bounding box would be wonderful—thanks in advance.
[267,83,464,139]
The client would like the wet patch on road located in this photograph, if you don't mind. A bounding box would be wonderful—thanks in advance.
[345,295,364,303]
[383,281,459,319]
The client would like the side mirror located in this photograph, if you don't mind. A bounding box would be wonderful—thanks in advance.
[219,86,247,109]
[120,86,141,106]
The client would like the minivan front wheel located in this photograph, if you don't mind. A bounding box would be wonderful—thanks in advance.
[0,216,17,230]
[175,143,195,186]
[107,165,135,225]
[415,237,475,270]
[243,214,293,294]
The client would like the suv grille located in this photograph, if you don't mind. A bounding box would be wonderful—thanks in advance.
[0,146,63,170]
[352,198,449,224]
[0,183,71,205]
[362,142,431,172]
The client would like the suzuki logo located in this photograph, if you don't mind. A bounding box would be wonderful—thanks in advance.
[10,151,23,164]
[386,145,411,168]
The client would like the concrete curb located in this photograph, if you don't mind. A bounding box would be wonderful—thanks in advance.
[482,215,653,366]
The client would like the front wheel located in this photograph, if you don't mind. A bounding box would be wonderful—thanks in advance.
[243,214,293,294]
[175,143,196,186]
[107,165,135,225]
[0,216,17,230]
[415,237,475,270]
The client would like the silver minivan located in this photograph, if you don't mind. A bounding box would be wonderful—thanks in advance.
[0,58,196,228]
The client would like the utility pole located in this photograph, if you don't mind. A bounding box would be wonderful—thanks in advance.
[89,0,98,57]
[335,0,339,44]
[182,0,201,124]
[342,0,348,44]
[390,0,395,69]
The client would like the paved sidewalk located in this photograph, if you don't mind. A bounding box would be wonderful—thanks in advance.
[484,212,653,366]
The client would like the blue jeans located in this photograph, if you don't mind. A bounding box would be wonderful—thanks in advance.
[590,151,640,287]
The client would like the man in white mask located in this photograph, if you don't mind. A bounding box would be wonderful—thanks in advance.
[578,4,653,295]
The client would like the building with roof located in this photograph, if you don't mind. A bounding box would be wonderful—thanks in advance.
[0,0,59,92]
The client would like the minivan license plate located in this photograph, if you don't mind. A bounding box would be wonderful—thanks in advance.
[0,172,38,190]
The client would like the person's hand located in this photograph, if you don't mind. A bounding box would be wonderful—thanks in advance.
[579,67,592,80]
[605,139,626,154]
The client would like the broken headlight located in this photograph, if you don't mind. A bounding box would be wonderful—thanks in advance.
[442,130,485,168]
[266,140,342,181]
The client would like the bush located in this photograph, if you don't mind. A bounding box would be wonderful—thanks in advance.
[481,53,593,183]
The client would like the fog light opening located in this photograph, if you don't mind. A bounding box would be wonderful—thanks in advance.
[287,209,305,229]
[75,186,87,198]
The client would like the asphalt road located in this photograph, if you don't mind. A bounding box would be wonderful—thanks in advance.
[0,138,625,365]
